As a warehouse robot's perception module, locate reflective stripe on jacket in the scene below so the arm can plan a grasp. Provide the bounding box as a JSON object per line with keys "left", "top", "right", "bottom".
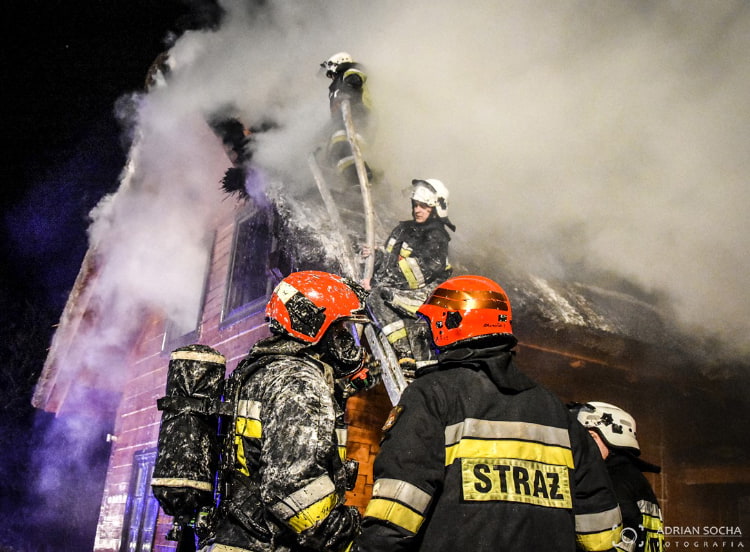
{"left": 358, "top": 346, "right": 621, "bottom": 552}
{"left": 210, "top": 345, "right": 358, "bottom": 552}
{"left": 374, "top": 218, "right": 451, "bottom": 290}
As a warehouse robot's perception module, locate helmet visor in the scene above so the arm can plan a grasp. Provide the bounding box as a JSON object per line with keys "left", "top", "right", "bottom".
{"left": 325, "top": 319, "right": 368, "bottom": 376}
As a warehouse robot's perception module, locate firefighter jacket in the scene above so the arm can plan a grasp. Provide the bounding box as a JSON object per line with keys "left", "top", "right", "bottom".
{"left": 207, "top": 336, "right": 359, "bottom": 552}
{"left": 356, "top": 344, "right": 623, "bottom": 552}
{"left": 373, "top": 218, "right": 452, "bottom": 294}
{"left": 326, "top": 61, "right": 372, "bottom": 184}
{"left": 328, "top": 61, "right": 371, "bottom": 120}
{"left": 606, "top": 452, "right": 664, "bottom": 552}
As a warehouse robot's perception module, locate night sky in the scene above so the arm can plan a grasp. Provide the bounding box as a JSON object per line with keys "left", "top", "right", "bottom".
{"left": 2, "top": 2, "right": 219, "bottom": 548}
{"left": 4, "top": 1, "right": 215, "bottom": 314}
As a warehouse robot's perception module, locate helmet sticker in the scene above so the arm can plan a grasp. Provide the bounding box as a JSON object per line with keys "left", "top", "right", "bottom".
{"left": 286, "top": 293, "right": 326, "bottom": 339}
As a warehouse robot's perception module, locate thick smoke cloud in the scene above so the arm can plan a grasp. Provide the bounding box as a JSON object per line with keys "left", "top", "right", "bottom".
{"left": 78, "top": 0, "right": 750, "bottom": 389}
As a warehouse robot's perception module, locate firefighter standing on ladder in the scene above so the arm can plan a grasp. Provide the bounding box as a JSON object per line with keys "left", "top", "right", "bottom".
{"left": 362, "top": 179, "right": 455, "bottom": 381}
{"left": 355, "top": 275, "right": 623, "bottom": 552}
{"left": 321, "top": 51, "right": 372, "bottom": 188}
{"left": 202, "top": 271, "right": 372, "bottom": 552}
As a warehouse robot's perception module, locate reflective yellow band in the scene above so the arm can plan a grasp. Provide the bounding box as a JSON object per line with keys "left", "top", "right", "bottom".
{"left": 271, "top": 475, "right": 337, "bottom": 531}
{"left": 330, "top": 129, "right": 348, "bottom": 144}
{"left": 637, "top": 499, "right": 663, "bottom": 531}
{"left": 577, "top": 524, "right": 622, "bottom": 552}
{"left": 445, "top": 419, "right": 571, "bottom": 449}
{"left": 642, "top": 513, "right": 663, "bottom": 531}
{"left": 337, "top": 157, "right": 355, "bottom": 172}
{"left": 209, "top": 544, "right": 255, "bottom": 552}
{"left": 288, "top": 492, "right": 338, "bottom": 533}
{"left": 236, "top": 417, "right": 262, "bottom": 439}
{"left": 445, "top": 438, "right": 574, "bottom": 469}
{"left": 371, "top": 478, "right": 432, "bottom": 514}
{"left": 364, "top": 498, "right": 424, "bottom": 534}
{"left": 386, "top": 327, "right": 408, "bottom": 343}
{"left": 169, "top": 350, "right": 225, "bottom": 365}
{"left": 336, "top": 427, "right": 348, "bottom": 462}
{"left": 575, "top": 506, "right": 622, "bottom": 533}
{"left": 406, "top": 258, "right": 425, "bottom": 289}
{"left": 151, "top": 477, "right": 213, "bottom": 492}
{"left": 576, "top": 507, "right": 622, "bottom": 551}
{"left": 382, "top": 320, "right": 405, "bottom": 334}
{"left": 344, "top": 68, "right": 366, "bottom": 81}
{"left": 234, "top": 435, "right": 249, "bottom": 476}
{"left": 398, "top": 258, "right": 419, "bottom": 289}
{"left": 234, "top": 416, "right": 261, "bottom": 476}
{"left": 389, "top": 293, "right": 427, "bottom": 315}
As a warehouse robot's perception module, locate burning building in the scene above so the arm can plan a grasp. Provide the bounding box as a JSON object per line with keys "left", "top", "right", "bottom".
{"left": 31, "top": 2, "right": 750, "bottom": 550}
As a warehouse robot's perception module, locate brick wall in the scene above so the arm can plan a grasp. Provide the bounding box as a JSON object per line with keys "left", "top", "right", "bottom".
{"left": 93, "top": 205, "right": 392, "bottom": 550}
{"left": 343, "top": 384, "right": 393, "bottom": 512}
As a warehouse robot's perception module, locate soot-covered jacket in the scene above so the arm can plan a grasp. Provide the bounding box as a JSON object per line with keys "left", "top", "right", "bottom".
{"left": 328, "top": 61, "right": 370, "bottom": 119}
{"left": 606, "top": 452, "right": 664, "bottom": 552}
{"left": 207, "top": 336, "right": 358, "bottom": 552}
{"left": 356, "top": 345, "right": 622, "bottom": 552}
{"left": 373, "top": 218, "right": 451, "bottom": 291}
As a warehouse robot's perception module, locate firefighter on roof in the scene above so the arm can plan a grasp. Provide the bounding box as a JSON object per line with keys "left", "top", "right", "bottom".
{"left": 572, "top": 401, "right": 665, "bottom": 552}
{"left": 356, "top": 275, "right": 623, "bottom": 552}
{"left": 320, "top": 51, "right": 373, "bottom": 188}
{"left": 204, "top": 271, "right": 371, "bottom": 552}
{"left": 363, "top": 179, "right": 454, "bottom": 380}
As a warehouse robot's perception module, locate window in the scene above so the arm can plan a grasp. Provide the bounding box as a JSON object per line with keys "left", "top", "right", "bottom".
{"left": 221, "top": 207, "right": 276, "bottom": 325}
{"left": 120, "top": 449, "right": 160, "bottom": 552}
{"left": 162, "top": 236, "right": 214, "bottom": 352}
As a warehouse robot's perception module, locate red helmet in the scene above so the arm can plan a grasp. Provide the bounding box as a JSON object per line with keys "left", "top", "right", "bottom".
{"left": 417, "top": 275, "right": 514, "bottom": 349}
{"left": 266, "top": 271, "right": 369, "bottom": 344}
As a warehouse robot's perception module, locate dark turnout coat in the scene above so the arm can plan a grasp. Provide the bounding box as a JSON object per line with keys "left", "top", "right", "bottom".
{"left": 605, "top": 452, "right": 664, "bottom": 552}
{"left": 373, "top": 218, "right": 451, "bottom": 292}
{"left": 207, "top": 336, "right": 358, "bottom": 552}
{"left": 357, "top": 345, "right": 623, "bottom": 552}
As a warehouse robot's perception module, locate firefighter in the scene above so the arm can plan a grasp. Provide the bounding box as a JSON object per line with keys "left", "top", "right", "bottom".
{"left": 320, "top": 51, "right": 372, "bottom": 189}
{"left": 573, "top": 401, "right": 665, "bottom": 552}
{"left": 204, "top": 271, "right": 371, "bottom": 552}
{"left": 356, "top": 275, "right": 623, "bottom": 552}
{"left": 362, "top": 179, "right": 454, "bottom": 379}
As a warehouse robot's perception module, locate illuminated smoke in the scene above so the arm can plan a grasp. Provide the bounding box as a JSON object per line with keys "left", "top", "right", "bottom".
{"left": 22, "top": 2, "right": 747, "bottom": 547}
{"left": 73, "top": 0, "right": 750, "bottom": 393}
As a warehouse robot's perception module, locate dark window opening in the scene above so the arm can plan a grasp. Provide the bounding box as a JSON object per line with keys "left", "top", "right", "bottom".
{"left": 120, "top": 448, "right": 160, "bottom": 552}
{"left": 221, "top": 207, "right": 276, "bottom": 326}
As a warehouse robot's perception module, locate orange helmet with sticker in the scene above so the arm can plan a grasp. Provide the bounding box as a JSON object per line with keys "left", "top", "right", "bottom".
{"left": 266, "top": 271, "right": 369, "bottom": 344}
{"left": 417, "top": 275, "right": 514, "bottom": 349}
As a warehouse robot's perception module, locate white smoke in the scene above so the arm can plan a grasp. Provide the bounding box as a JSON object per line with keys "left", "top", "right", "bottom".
{"left": 81, "top": 0, "right": 750, "bottom": 377}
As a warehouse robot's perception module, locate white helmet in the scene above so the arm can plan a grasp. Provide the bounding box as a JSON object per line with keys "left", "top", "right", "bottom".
{"left": 576, "top": 401, "right": 640, "bottom": 453}
{"left": 411, "top": 179, "right": 449, "bottom": 218}
{"left": 321, "top": 51, "right": 354, "bottom": 78}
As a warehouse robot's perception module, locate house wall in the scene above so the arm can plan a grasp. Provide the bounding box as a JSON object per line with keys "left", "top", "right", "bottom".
{"left": 91, "top": 203, "right": 749, "bottom": 550}
{"left": 92, "top": 207, "right": 394, "bottom": 552}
